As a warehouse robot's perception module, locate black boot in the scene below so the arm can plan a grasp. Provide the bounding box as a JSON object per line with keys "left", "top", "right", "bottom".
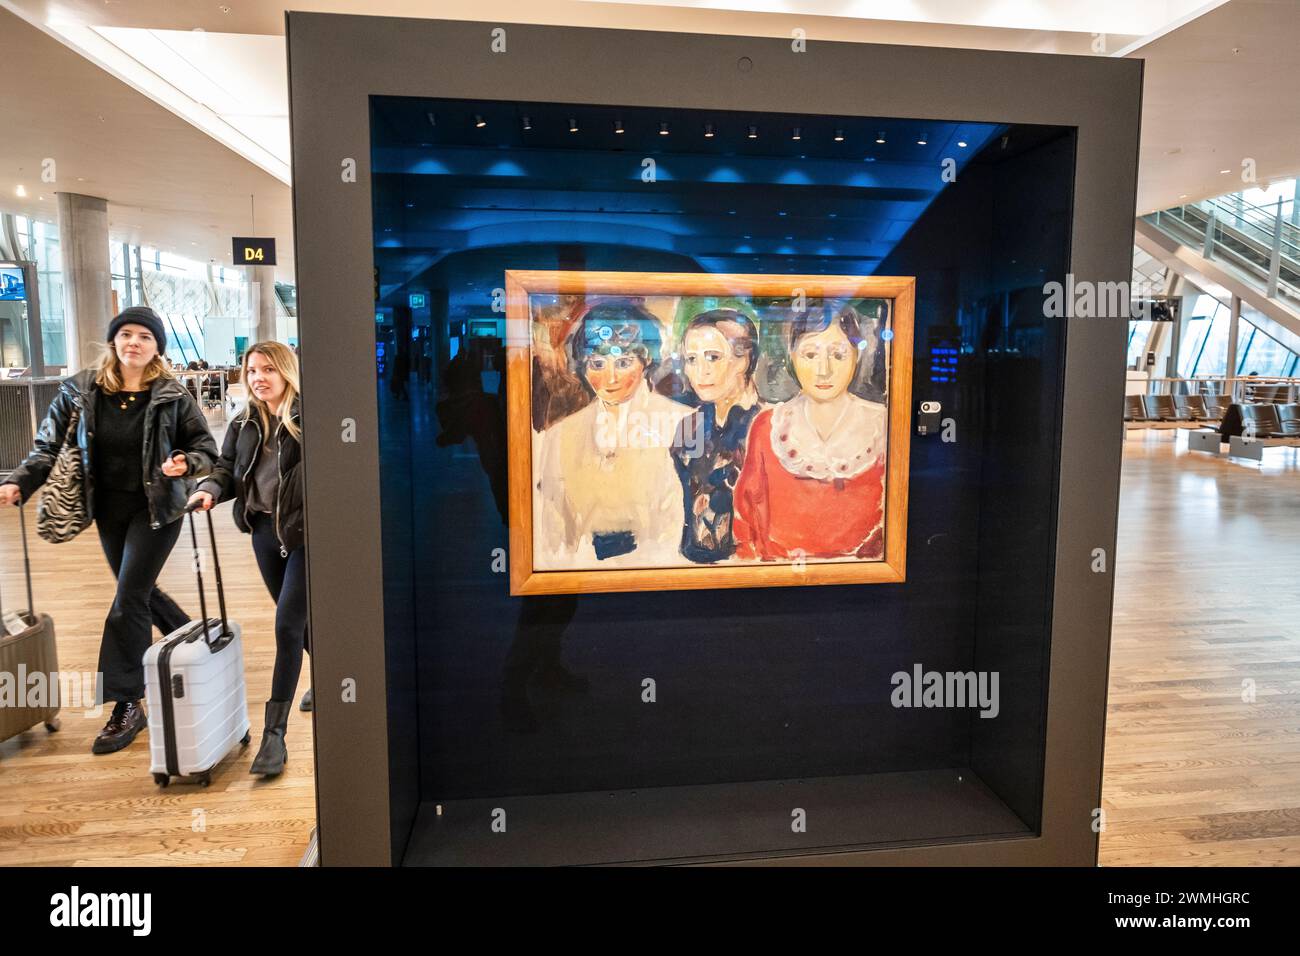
{"left": 92, "top": 700, "right": 147, "bottom": 755}
{"left": 249, "top": 700, "right": 293, "bottom": 776}
{"left": 299, "top": 687, "right": 313, "bottom": 712}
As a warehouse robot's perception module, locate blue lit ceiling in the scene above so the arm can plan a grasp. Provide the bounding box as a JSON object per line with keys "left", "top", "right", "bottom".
{"left": 369, "top": 97, "right": 1004, "bottom": 317}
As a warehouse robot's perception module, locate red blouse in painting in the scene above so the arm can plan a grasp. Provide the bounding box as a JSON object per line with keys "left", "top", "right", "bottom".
{"left": 733, "top": 395, "right": 887, "bottom": 561}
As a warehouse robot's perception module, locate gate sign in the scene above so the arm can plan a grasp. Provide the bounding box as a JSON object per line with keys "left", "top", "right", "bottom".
{"left": 232, "top": 237, "right": 277, "bottom": 265}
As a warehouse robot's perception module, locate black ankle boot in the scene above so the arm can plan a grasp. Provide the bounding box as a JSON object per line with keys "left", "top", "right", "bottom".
{"left": 92, "top": 700, "right": 146, "bottom": 755}
{"left": 299, "top": 687, "right": 313, "bottom": 712}
{"left": 249, "top": 700, "right": 293, "bottom": 776}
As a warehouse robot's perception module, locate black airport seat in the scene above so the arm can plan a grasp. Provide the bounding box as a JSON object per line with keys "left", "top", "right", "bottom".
{"left": 1219, "top": 404, "right": 1244, "bottom": 438}
{"left": 1277, "top": 404, "right": 1300, "bottom": 436}
{"left": 1142, "top": 394, "right": 1179, "bottom": 421}
{"left": 1124, "top": 395, "right": 1146, "bottom": 421}
{"left": 1174, "top": 395, "right": 1208, "bottom": 420}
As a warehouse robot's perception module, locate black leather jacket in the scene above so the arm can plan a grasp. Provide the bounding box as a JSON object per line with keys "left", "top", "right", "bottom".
{"left": 4, "top": 369, "right": 218, "bottom": 529}
{"left": 198, "top": 400, "right": 304, "bottom": 553}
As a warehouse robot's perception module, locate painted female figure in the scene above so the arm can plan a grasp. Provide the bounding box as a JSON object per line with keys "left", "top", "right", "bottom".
{"left": 671, "top": 309, "right": 761, "bottom": 563}
{"left": 535, "top": 301, "right": 690, "bottom": 568}
{"left": 734, "top": 305, "right": 887, "bottom": 561}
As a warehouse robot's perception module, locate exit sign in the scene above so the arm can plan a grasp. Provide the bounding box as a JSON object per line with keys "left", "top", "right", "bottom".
{"left": 232, "top": 237, "right": 277, "bottom": 265}
{"left": 409, "top": 293, "right": 427, "bottom": 309}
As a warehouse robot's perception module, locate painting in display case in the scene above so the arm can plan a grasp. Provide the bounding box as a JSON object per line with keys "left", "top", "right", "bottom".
{"left": 506, "top": 271, "right": 914, "bottom": 595}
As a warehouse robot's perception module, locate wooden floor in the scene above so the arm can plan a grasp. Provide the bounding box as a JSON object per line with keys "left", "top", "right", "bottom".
{"left": 1100, "top": 429, "right": 1300, "bottom": 866}
{"left": 0, "top": 410, "right": 315, "bottom": 867}
{"left": 2, "top": 423, "right": 1296, "bottom": 866}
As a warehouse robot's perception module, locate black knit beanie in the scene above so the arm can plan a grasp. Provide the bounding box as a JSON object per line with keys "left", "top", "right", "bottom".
{"left": 107, "top": 306, "right": 167, "bottom": 355}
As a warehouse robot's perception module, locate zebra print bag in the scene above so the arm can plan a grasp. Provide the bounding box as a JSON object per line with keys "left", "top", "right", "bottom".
{"left": 36, "top": 406, "right": 91, "bottom": 544}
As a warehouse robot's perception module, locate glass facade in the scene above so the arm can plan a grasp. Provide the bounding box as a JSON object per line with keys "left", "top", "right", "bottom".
{"left": 1175, "top": 289, "right": 1300, "bottom": 378}
{"left": 0, "top": 210, "right": 296, "bottom": 370}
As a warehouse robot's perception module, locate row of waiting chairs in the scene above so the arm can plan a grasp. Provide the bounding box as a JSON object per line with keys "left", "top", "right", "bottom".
{"left": 1125, "top": 393, "right": 1232, "bottom": 423}
{"left": 1222, "top": 403, "right": 1300, "bottom": 438}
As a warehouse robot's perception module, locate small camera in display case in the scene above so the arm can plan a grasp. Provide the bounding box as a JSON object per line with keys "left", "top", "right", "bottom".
{"left": 916, "top": 400, "right": 942, "bottom": 436}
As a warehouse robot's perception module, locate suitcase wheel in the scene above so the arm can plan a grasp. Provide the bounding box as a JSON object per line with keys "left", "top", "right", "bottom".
{"left": 153, "top": 773, "right": 170, "bottom": 788}
{"left": 198, "top": 772, "right": 212, "bottom": 788}
{"left": 240, "top": 731, "right": 251, "bottom": 747}
{"left": 44, "top": 718, "right": 60, "bottom": 733}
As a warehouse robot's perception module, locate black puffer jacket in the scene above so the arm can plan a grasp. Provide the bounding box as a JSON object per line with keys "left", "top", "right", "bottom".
{"left": 198, "top": 400, "right": 304, "bottom": 553}
{"left": 5, "top": 369, "right": 218, "bottom": 529}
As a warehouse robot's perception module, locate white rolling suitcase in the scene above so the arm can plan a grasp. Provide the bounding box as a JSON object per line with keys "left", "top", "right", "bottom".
{"left": 144, "top": 505, "right": 251, "bottom": 787}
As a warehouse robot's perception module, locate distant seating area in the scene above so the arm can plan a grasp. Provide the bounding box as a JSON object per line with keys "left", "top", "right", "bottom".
{"left": 1182, "top": 401, "right": 1300, "bottom": 460}
{"left": 1127, "top": 384, "right": 1300, "bottom": 461}
{"left": 1125, "top": 393, "right": 1230, "bottom": 428}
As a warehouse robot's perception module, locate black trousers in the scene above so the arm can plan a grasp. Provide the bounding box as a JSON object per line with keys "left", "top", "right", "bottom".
{"left": 249, "top": 512, "right": 310, "bottom": 702}
{"left": 95, "top": 490, "right": 188, "bottom": 703}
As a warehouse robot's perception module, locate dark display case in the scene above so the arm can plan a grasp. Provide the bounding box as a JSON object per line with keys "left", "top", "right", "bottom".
{"left": 287, "top": 13, "right": 1141, "bottom": 866}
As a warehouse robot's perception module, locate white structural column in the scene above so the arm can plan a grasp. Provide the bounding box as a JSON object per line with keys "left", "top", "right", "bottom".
{"left": 252, "top": 264, "right": 278, "bottom": 344}
{"left": 1226, "top": 294, "right": 1241, "bottom": 390}
{"left": 56, "top": 192, "right": 113, "bottom": 373}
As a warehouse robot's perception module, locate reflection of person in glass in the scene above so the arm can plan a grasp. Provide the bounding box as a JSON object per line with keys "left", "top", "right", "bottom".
{"left": 734, "top": 305, "right": 887, "bottom": 561}
{"left": 672, "top": 309, "right": 760, "bottom": 563}
{"left": 536, "top": 302, "right": 689, "bottom": 566}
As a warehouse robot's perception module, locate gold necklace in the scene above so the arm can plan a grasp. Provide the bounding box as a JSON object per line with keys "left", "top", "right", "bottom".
{"left": 119, "top": 392, "right": 140, "bottom": 410}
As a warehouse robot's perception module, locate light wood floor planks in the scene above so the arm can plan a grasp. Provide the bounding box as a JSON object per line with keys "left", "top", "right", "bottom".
{"left": 0, "top": 412, "right": 315, "bottom": 867}
{"left": 1101, "top": 430, "right": 1300, "bottom": 866}
{"left": 2, "top": 424, "right": 1296, "bottom": 866}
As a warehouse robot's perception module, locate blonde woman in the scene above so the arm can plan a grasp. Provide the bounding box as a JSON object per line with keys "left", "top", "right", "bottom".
{"left": 189, "top": 342, "right": 306, "bottom": 777}
{"left": 1, "top": 307, "right": 217, "bottom": 754}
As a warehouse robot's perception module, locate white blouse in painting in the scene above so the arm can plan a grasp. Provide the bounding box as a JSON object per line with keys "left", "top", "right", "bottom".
{"left": 534, "top": 382, "right": 691, "bottom": 570}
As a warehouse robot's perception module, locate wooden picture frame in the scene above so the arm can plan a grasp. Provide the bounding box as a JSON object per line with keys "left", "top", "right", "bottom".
{"left": 507, "top": 270, "right": 914, "bottom": 595}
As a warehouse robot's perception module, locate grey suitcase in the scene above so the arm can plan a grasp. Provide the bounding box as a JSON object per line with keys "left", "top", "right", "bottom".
{"left": 0, "top": 504, "right": 61, "bottom": 743}
{"left": 143, "top": 505, "right": 250, "bottom": 787}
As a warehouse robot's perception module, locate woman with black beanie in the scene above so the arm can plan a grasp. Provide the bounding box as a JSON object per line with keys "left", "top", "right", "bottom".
{"left": 1, "top": 307, "right": 218, "bottom": 755}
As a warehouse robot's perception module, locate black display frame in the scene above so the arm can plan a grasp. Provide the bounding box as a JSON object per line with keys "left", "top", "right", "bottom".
{"left": 286, "top": 12, "right": 1142, "bottom": 866}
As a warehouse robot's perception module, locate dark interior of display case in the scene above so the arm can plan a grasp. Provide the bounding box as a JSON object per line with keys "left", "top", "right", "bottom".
{"left": 369, "top": 96, "right": 1074, "bottom": 865}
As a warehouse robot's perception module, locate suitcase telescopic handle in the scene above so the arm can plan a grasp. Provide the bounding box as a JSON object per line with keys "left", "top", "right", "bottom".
{"left": 1, "top": 503, "right": 36, "bottom": 619}
{"left": 185, "top": 502, "right": 229, "bottom": 642}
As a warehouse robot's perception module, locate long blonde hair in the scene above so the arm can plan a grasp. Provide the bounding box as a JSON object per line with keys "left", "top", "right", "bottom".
{"left": 242, "top": 341, "right": 302, "bottom": 441}
{"left": 92, "top": 342, "right": 172, "bottom": 394}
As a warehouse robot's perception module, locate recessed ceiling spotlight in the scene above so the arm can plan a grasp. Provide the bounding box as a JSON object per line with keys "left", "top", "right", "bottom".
{"left": 917, "top": 132, "right": 928, "bottom": 145}
{"left": 15, "top": 184, "right": 26, "bottom": 197}
{"left": 659, "top": 122, "right": 670, "bottom": 136}
{"left": 875, "top": 131, "right": 886, "bottom": 144}
{"left": 1219, "top": 169, "right": 1230, "bottom": 174}
{"left": 614, "top": 119, "right": 624, "bottom": 134}
{"left": 791, "top": 127, "right": 801, "bottom": 141}
{"left": 521, "top": 116, "right": 532, "bottom": 131}
{"left": 747, "top": 125, "right": 758, "bottom": 140}
{"left": 704, "top": 123, "right": 715, "bottom": 138}
{"left": 834, "top": 129, "right": 845, "bottom": 142}
{"left": 1179, "top": 194, "right": 1189, "bottom": 199}
{"left": 957, "top": 140, "right": 968, "bottom": 148}
{"left": 569, "top": 117, "right": 579, "bottom": 133}
{"left": 474, "top": 114, "right": 486, "bottom": 128}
